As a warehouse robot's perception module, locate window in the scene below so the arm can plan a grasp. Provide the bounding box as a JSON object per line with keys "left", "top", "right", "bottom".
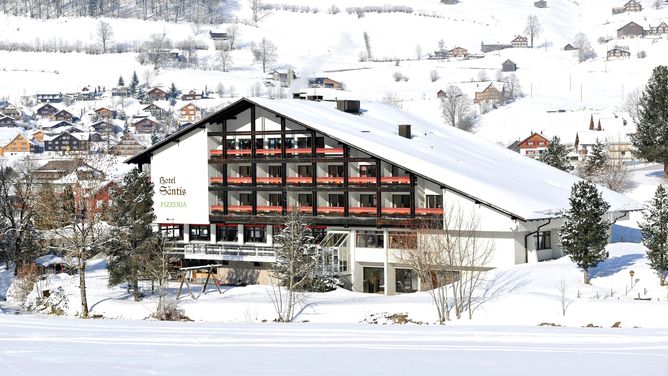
{"left": 284, "top": 138, "right": 295, "bottom": 149}
{"left": 226, "top": 139, "right": 236, "bottom": 150}
{"left": 239, "top": 166, "right": 252, "bottom": 177}
{"left": 189, "top": 225, "right": 210, "bottom": 241}
{"left": 396, "top": 269, "right": 418, "bottom": 293}
{"left": 328, "top": 165, "right": 344, "bottom": 177}
{"left": 269, "top": 193, "right": 282, "bottom": 207}
{"left": 426, "top": 195, "right": 443, "bottom": 209}
{"left": 315, "top": 137, "right": 325, "bottom": 148}
{"left": 359, "top": 165, "right": 377, "bottom": 177}
{"left": 244, "top": 226, "right": 266, "bottom": 243}
{"left": 267, "top": 138, "right": 281, "bottom": 149}
{"left": 534, "top": 231, "right": 551, "bottom": 250}
{"left": 328, "top": 193, "right": 345, "bottom": 207}
{"left": 297, "top": 137, "right": 311, "bottom": 148}
{"left": 216, "top": 225, "right": 238, "bottom": 242}
{"left": 255, "top": 138, "right": 264, "bottom": 150}
{"left": 359, "top": 194, "right": 376, "bottom": 208}
{"left": 356, "top": 231, "right": 384, "bottom": 248}
{"left": 310, "top": 227, "right": 326, "bottom": 242}
{"left": 392, "top": 195, "right": 411, "bottom": 208}
{"left": 239, "top": 193, "right": 252, "bottom": 206}
{"left": 297, "top": 165, "right": 312, "bottom": 177}
{"left": 238, "top": 139, "right": 251, "bottom": 150}
{"left": 159, "top": 224, "right": 183, "bottom": 241}
{"left": 298, "top": 194, "right": 313, "bottom": 207}
{"left": 391, "top": 165, "right": 404, "bottom": 176}
{"left": 528, "top": 141, "right": 534, "bottom": 146}
{"left": 268, "top": 165, "right": 282, "bottom": 178}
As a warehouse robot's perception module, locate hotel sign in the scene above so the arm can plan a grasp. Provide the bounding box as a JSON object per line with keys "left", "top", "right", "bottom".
{"left": 159, "top": 176, "right": 187, "bottom": 208}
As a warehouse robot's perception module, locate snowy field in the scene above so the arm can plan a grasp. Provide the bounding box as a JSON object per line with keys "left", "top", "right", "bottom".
{"left": 0, "top": 314, "right": 668, "bottom": 375}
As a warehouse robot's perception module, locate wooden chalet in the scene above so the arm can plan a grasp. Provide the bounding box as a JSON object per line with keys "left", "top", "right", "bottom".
{"left": 502, "top": 59, "right": 517, "bottom": 72}
{"left": 0, "top": 115, "right": 16, "bottom": 127}
{"left": 112, "top": 86, "right": 129, "bottom": 97}
{"left": 474, "top": 83, "right": 503, "bottom": 104}
{"left": 91, "top": 121, "right": 123, "bottom": 135}
{"left": 147, "top": 87, "right": 169, "bottom": 101}
{"left": 132, "top": 118, "right": 161, "bottom": 134}
{"left": 0, "top": 130, "right": 41, "bottom": 155}
{"left": 52, "top": 109, "right": 74, "bottom": 122}
{"left": 181, "top": 90, "right": 204, "bottom": 101}
{"left": 42, "top": 120, "right": 73, "bottom": 132}
{"left": 0, "top": 103, "right": 23, "bottom": 120}
{"left": 617, "top": 21, "right": 645, "bottom": 38}
{"left": 447, "top": 46, "right": 469, "bottom": 58}
{"left": 511, "top": 35, "right": 528, "bottom": 48}
{"left": 31, "top": 130, "right": 45, "bottom": 143}
{"left": 143, "top": 103, "right": 165, "bottom": 118}
{"left": 308, "top": 77, "right": 343, "bottom": 90}
{"left": 180, "top": 103, "right": 202, "bottom": 122}
{"left": 36, "top": 103, "right": 59, "bottom": 118}
{"left": 563, "top": 43, "right": 578, "bottom": 51}
{"left": 95, "top": 107, "right": 115, "bottom": 119}
{"left": 612, "top": 0, "right": 642, "bottom": 14}
{"left": 436, "top": 90, "right": 446, "bottom": 99}
{"left": 649, "top": 22, "right": 668, "bottom": 35}
{"left": 32, "top": 159, "right": 103, "bottom": 183}
{"left": 36, "top": 93, "right": 63, "bottom": 103}
{"left": 607, "top": 47, "right": 631, "bottom": 60}
{"left": 516, "top": 133, "right": 550, "bottom": 159}
{"left": 109, "top": 132, "right": 147, "bottom": 156}
{"left": 44, "top": 132, "right": 90, "bottom": 152}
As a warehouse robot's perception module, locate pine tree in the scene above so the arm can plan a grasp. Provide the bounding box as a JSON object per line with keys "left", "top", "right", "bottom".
{"left": 559, "top": 180, "right": 611, "bottom": 284}
{"left": 107, "top": 168, "right": 155, "bottom": 301}
{"left": 639, "top": 184, "right": 668, "bottom": 286}
{"left": 579, "top": 140, "right": 608, "bottom": 179}
{"left": 168, "top": 82, "right": 180, "bottom": 100}
{"left": 538, "top": 136, "right": 571, "bottom": 171}
{"left": 118, "top": 75, "right": 125, "bottom": 87}
{"left": 129, "top": 71, "right": 139, "bottom": 96}
{"left": 631, "top": 65, "right": 668, "bottom": 176}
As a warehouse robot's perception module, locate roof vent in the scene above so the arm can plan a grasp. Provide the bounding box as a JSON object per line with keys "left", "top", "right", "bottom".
{"left": 398, "top": 124, "right": 411, "bottom": 139}
{"left": 336, "top": 100, "right": 361, "bottom": 113}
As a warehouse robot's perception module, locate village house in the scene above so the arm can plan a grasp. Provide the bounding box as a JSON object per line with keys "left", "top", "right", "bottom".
{"left": 0, "top": 103, "right": 23, "bottom": 120}
{"left": 575, "top": 115, "right": 634, "bottom": 162}
{"left": 181, "top": 90, "right": 204, "bottom": 101}
{"left": 436, "top": 90, "right": 446, "bottom": 99}
{"left": 607, "top": 47, "right": 631, "bottom": 60}
{"left": 30, "top": 130, "right": 45, "bottom": 143}
{"left": 32, "top": 160, "right": 106, "bottom": 194}
{"left": 95, "top": 107, "right": 115, "bottom": 119}
{"left": 43, "top": 131, "right": 90, "bottom": 152}
{"left": 109, "top": 132, "right": 147, "bottom": 156}
{"left": 36, "top": 103, "right": 59, "bottom": 118}
{"left": 179, "top": 103, "right": 202, "bottom": 122}
{"left": 474, "top": 83, "right": 504, "bottom": 104}
{"left": 209, "top": 31, "right": 229, "bottom": 41}
{"left": 502, "top": 59, "right": 518, "bottom": 72}
{"left": 308, "top": 77, "right": 343, "bottom": 90}
{"left": 36, "top": 93, "right": 63, "bottom": 103}
{"left": 0, "top": 115, "right": 16, "bottom": 127}
{"left": 0, "top": 129, "right": 42, "bottom": 156}
{"left": 132, "top": 118, "right": 161, "bottom": 134}
{"left": 270, "top": 69, "right": 296, "bottom": 87}
{"left": 534, "top": 0, "right": 547, "bottom": 8}
{"left": 112, "top": 86, "right": 129, "bottom": 97}
{"left": 143, "top": 103, "right": 165, "bottom": 118}
{"left": 509, "top": 133, "right": 550, "bottom": 159}
{"left": 446, "top": 46, "right": 469, "bottom": 58}
{"left": 617, "top": 21, "right": 645, "bottom": 38}
{"left": 147, "top": 87, "right": 169, "bottom": 101}
{"left": 511, "top": 35, "right": 529, "bottom": 48}
{"left": 612, "top": 0, "right": 642, "bottom": 14}
{"left": 563, "top": 43, "right": 578, "bottom": 51}
{"left": 91, "top": 121, "right": 123, "bottom": 135}
{"left": 480, "top": 41, "right": 512, "bottom": 53}
{"left": 42, "top": 120, "right": 73, "bottom": 133}
{"left": 51, "top": 109, "right": 74, "bottom": 122}
{"left": 649, "top": 21, "right": 668, "bottom": 35}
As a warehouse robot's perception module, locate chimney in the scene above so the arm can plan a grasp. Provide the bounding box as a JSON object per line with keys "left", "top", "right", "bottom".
{"left": 399, "top": 124, "right": 411, "bottom": 139}
{"left": 336, "top": 99, "right": 361, "bottom": 113}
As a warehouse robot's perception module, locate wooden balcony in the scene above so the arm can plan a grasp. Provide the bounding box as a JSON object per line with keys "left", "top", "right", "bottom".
{"left": 227, "top": 177, "right": 252, "bottom": 184}
{"left": 317, "top": 177, "right": 344, "bottom": 184}
{"left": 226, "top": 149, "right": 252, "bottom": 156}
{"left": 210, "top": 149, "right": 223, "bottom": 157}
{"left": 256, "top": 206, "right": 282, "bottom": 213}
{"left": 257, "top": 177, "right": 282, "bottom": 184}
{"left": 286, "top": 176, "right": 312, "bottom": 184}
{"left": 348, "top": 176, "right": 376, "bottom": 184}
{"left": 227, "top": 205, "right": 253, "bottom": 213}
{"left": 381, "top": 176, "right": 410, "bottom": 184}
{"left": 416, "top": 208, "right": 444, "bottom": 216}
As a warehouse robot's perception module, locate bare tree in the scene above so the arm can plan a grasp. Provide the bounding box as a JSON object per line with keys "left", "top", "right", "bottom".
{"left": 504, "top": 73, "right": 522, "bottom": 101}
{"left": 249, "top": 0, "right": 270, "bottom": 23}
{"left": 137, "top": 233, "right": 178, "bottom": 319}
{"left": 477, "top": 70, "right": 489, "bottom": 82}
{"left": 572, "top": 32, "right": 597, "bottom": 62}
{"left": 226, "top": 24, "right": 240, "bottom": 50}
{"left": 430, "top": 70, "right": 440, "bottom": 82}
{"left": 415, "top": 44, "right": 423, "bottom": 60}
{"left": 251, "top": 38, "right": 277, "bottom": 73}
{"left": 217, "top": 42, "right": 233, "bottom": 72}
{"left": 382, "top": 91, "right": 402, "bottom": 108}
{"left": 524, "top": 15, "right": 542, "bottom": 48}
{"left": 96, "top": 20, "right": 113, "bottom": 53}
{"left": 559, "top": 277, "right": 572, "bottom": 317}
{"left": 142, "top": 33, "right": 171, "bottom": 70}
{"left": 440, "top": 85, "right": 474, "bottom": 131}
{"left": 622, "top": 88, "right": 642, "bottom": 124}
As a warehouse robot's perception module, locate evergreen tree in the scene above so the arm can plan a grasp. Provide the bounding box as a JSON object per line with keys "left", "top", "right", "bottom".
{"left": 559, "top": 180, "right": 611, "bottom": 284}
{"left": 631, "top": 65, "right": 668, "bottom": 176}
{"left": 538, "top": 136, "right": 571, "bottom": 171}
{"left": 168, "top": 82, "right": 180, "bottom": 100}
{"left": 579, "top": 140, "right": 608, "bottom": 179}
{"left": 129, "top": 71, "right": 139, "bottom": 96}
{"left": 107, "top": 168, "right": 155, "bottom": 301}
{"left": 118, "top": 75, "right": 125, "bottom": 87}
{"left": 639, "top": 184, "right": 668, "bottom": 286}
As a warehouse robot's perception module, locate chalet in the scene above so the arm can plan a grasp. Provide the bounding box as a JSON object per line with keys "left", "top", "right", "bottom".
{"left": 209, "top": 31, "right": 229, "bottom": 41}
{"left": 430, "top": 50, "right": 448, "bottom": 59}
{"left": 501, "top": 59, "right": 517, "bottom": 72}
{"left": 447, "top": 46, "right": 468, "bottom": 58}
{"left": 563, "top": 43, "right": 578, "bottom": 51}
{"left": 125, "top": 97, "right": 640, "bottom": 294}
{"left": 109, "top": 132, "right": 147, "bottom": 156}
{"left": 51, "top": 109, "right": 74, "bottom": 122}
{"left": 36, "top": 103, "right": 59, "bottom": 118}
{"left": 270, "top": 69, "right": 296, "bottom": 87}
{"left": 91, "top": 121, "right": 123, "bottom": 135}
{"left": 0, "top": 115, "right": 16, "bottom": 127}
{"left": 474, "top": 83, "right": 504, "bottom": 104}
{"left": 534, "top": 0, "right": 547, "bottom": 8}
{"left": 612, "top": 0, "right": 642, "bottom": 14}
{"left": 42, "top": 120, "right": 73, "bottom": 132}
{"left": 95, "top": 107, "right": 115, "bottom": 119}
{"left": 181, "top": 90, "right": 204, "bottom": 101}
{"left": 617, "top": 22, "right": 645, "bottom": 38}
{"left": 30, "top": 130, "right": 45, "bottom": 143}
{"left": 511, "top": 35, "right": 528, "bottom": 48}
{"left": 179, "top": 103, "right": 202, "bottom": 122}
{"left": 649, "top": 22, "right": 668, "bottom": 35}
{"left": 576, "top": 115, "right": 634, "bottom": 162}
{"left": 112, "top": 86, "right": 129, "bottom": 97}
{"left": 436, "top": 90, "right": 446, "bottom": 99}
{"left": 607, "top": 47, "right": 631, "bottom": 60}
{"left": 480, "top": 41, "right": 512, "bottom": 53}
{"left": 143, "top": 103, "right": 165, "bottom": 118}
{"left": 147, "top": 87, "right": 169, "bottom": 101}
{"left": 0, "top": 103, "right": 23, "bottom": 120}
{"left": 513, "top": 133, "right": 550, "bottom": 159}
{"left": 0, "top": 129, "right": 41, "bottom": 156}
{"left": 43, "top": 132, "right": 90, "bottom": 152}
{"left": 308, "top": 77, "right": 343, "bottom": 90}
{"left": 32, "top": 160, "right": 104, "bottom": 185}
{"left": 132, "top": 118, "right": 161, "bottom": 134}
{"left": 36, "top": 93, "right": 63, "bottom": 103}
{"left": 78, "top": 86, "right": 98, "bottom": 101}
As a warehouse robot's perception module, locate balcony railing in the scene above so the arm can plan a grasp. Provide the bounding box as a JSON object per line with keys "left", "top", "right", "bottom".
{"left": 211, "top": 205, "right": 443, "bottom": 217}
{"left": 349, "top": 207, "right": 377, "bottom": 215}
{"left": 317, "top": 177, "right": 344, "bottom": 184}
{"left": 416, "top": 208, "right": 444, "bottom": 216}
{"left": 381, "top": 176, "right": 410, "bottom": 184}
{"left": 256, "top": 149, "right": 281, "bottom": 156}
{"left": 257, "top": 177, "right": 282, "bottom": 184}
{"left": 184, "top": 243, "right": 276, "bottom": 262}
{"left": 256, "top": 206, "right": 282, "bottom": 213}
{"left": 286, "top": 176, "right": 312, "bottom": 184}
{"left": 227, "top": 205, "right": 252, "bottom": 213}
{"left": 348, "top": 176, "right": 376, "bottom": 184}
{"left": 316, "top": 147, "right": 344, "bottom": 155}
{"left": 227, "top": 177, "right": 252, "bottom": 184}
{"left": 319, "top": 207, "right": 345, "bottom": 215}
{"left": 210, "top": 176, "right": 224, "bottom": 184}
{"left": 285, "top": 148, "right": 312, "bottom": 155}
{"left": 382, "top": 207, "right": 411, "bottom": 215}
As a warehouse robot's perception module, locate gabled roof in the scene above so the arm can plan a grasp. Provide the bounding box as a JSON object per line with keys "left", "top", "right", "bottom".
{"left": 518, "top": 133, "right": 550, "bottom": 148}
{"left": 512, "top": 35, "right": 528, "bottom": 42}
{"left": 502, "top": 59, "right": 516, "bottom": 64}
{"left": 618, "top": 21, "right": 643, "bottom": 31}
{"left": 126, "top": 97, "right": 641, "bottom": 220}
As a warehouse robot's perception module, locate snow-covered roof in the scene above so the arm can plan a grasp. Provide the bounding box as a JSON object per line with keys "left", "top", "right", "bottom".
{"left": 0, "top": 128, "right": 25, "bottom": 147}
{"left": 129, "top": 97, "right": 642, "bottom": 221}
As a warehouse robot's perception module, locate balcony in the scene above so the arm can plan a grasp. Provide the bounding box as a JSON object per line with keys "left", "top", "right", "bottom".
{"left": 227, "top": 205, "right": 252, "bottom": 213}
{"left": 348, "top": 176, "right": 376, "bottom": 184}
{"left": 257, "top": 177, "right": 281, "bottom": 184}
{"left": 286, "top": 148, "right": 312, "bottom": 155}
{"left": 183, "top": 243, "right": 276, "bottom": 263}
{"left": 349, "top": 207, "right": 377, "bottom": 215}
{"left": 286, "top": 176, "right": 312, "bottom": 184}
{"left": 319, "top": 207, "right": 344, "bottom": 215}
{"left": 211, "top": 204, "right": 225, "bottom": 212}
{"left": 382, "top": 207, "right": 410, "bottom": 215}
{"left": 316, "top": 147, "right": 344, "bottom": 155}
{"left": 317, "top": 177, "right": 344, "bottom": 184}
{"left": 381, "top": 176, "right": 410, "bottom": 184}
{"left": 416, "top": 208, "right": 444, "bottom": 216}
{"left": 256, "top": 149, "right": 281, "bottom": 156}
{"left": 210, "top": 176, "right": 224, "bottom": 184}
{"left": 210, "top": 149, "right": 223, "bottom": 157}
{"left": 256, "top": 206, "right": 282, "bottom": 213}
{"left": 226, "top": 149, "right": 252, "bottom": 156}
{"left": 227, "top": 177, "right": 252, "bottom": 184}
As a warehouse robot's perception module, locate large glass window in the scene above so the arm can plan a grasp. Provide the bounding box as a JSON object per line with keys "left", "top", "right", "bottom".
{"left": 190, "top": 225, "right": 210, "bottom": 241}
{"left": 216, "top": 225, "right": 238, "bottom": 242}
{"left": 315, "top": 137, "right": 325, "bottom": 148}
{"left": 267, "top": 138, "right": 281, "bottom": 149}
{"left": 426, "top": 195, "right": 443, "bottom": 209}
{"left": 363, "top": 267, "right": 384, "bottom": 293}
{"left": 534, "top": 231, "right": 551, "bottom": 250}
{"left": 328, "top": 165, "right": 344, "bottom": 177}
{"left": 392, "top": 195, "right": 411, "bottom": 208}
{"left": 396, "top": 269, "right": 418, "bottom": 293}
{"left": 226, "top": 139, "right": 236, "bottom": 150}
{"left": 284, "top": 138, "right": 295, "bottom": 148}
{"left": 359, "top": 165, "right": 377, "bottom": 177}
{"left": 244, "top": 226, "right": 267, "bottom": 243}
{"left": 359, "top": 194, "right": 376, "bottom": 207}
{"left": 255, "top": 138, "right": 264, "bottom": 150}
{"left": 238, "top": 139, "right": 251, "bottom": 150}
{"left": 297, "top": 136, "right": 311, "bottom": 148}
{"left": 159, "top": 224, "right": 183, "bottom": 241}
{"left": 328, "top": 193, "right": 345, "bottom": 207}
{"left": 356, "top": 230, "right": 384, "bottom": 248}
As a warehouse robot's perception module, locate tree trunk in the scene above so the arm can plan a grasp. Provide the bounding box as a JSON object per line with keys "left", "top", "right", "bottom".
{"left": 660, "top": 273, "right": 665, "bottom": 287}
{"left": 664, "top": 162, "right": 668, "bottom": 178}
{"left": 79, "top": 257, "right": 89, "bottom": 318}
{"left": 133, "top": 280, "right": 140, "bottom": 301}
{"left": 583, "top": 269, "right": 590, "bottom": 284}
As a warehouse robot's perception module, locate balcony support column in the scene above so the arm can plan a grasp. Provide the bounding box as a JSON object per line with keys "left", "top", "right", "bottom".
{"left": 343, "top": 146, "right": 350, "bottom": 218}
{"left": 251, "top": 105, "right": 257, "bottom": 216}
{"left": 376, "top": 158, "right": 382, "bottom": 223}
{"left": 410, "top": 173, "right": 416, "bottom": 219}
{"left": 281, "top": 117, "right": 287, "bottom": 215}
{"left": 311, "top": 130, "right": 317, "bottom": 218}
